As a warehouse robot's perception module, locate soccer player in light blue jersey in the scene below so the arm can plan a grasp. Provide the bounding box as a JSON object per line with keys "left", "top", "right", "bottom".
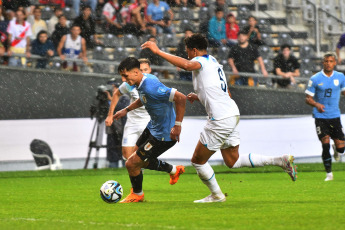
{"left": 113, "top": 57, "right": 187, "bottom": 203}
{"left": 305, "top": 52, "right": 345, "bottom": 181}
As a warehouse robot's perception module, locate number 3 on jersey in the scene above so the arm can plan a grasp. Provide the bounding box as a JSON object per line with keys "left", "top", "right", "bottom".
{"left": 218, "top": 68, "right": 227, "bottom": 92}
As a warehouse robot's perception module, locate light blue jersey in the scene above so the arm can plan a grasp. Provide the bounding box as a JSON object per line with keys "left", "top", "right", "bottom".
{"left": 305, "top": 70, "right": 345, "bottom": 118}
{"left": 136, "top": 74, "right": 176, "bottom": 141}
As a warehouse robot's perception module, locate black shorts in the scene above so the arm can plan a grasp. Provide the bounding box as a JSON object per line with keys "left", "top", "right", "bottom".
{"left": 135, "top": 128, "right": 176, "bottom": 161}
{"left": 315, "top": 118, "right": 345, "bottom": 140}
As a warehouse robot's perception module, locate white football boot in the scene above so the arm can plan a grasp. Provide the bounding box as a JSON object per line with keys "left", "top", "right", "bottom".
{"left": 194, "top": 193, "right": 226, "bottom": 203}
{"left": 325, "top": 172, "right": 334, "bottom": 181}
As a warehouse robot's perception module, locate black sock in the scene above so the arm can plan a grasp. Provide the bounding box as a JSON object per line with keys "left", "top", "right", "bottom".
{"left": 129, "top": 170, "right": 143, "bottom": 193}
{"left": 145, "top": 158, "right": 173, "bottom": 173}
{"left": 322, "top": 143, "right": 332, "bottom": 173}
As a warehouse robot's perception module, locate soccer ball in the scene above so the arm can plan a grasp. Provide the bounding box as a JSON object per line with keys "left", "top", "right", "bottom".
{"left": 100, "top": 180, "right": 123, "bottom": 204}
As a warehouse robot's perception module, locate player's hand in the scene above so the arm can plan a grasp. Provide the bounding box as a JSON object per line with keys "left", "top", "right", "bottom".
{"left": 170, "top": 125, "right": 181, "bottom": 142}
{"left": 113, "top": 109, "right": 127, "bottom": 120}
{"left": 315, "top": 103, "right": 325, "bottom": 113}
{"left": 187, "top": 93, "right": 199, "bottom": 103}
{"left": 141, "top": 41, "right": 160, "bottom": 54}
{"left": 105, "top": 115, "right": 114, "bottom": 126}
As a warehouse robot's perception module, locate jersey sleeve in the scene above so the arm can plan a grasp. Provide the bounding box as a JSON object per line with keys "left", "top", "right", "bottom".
{"left": 341, "top": 74, "right": 345, "bottom": 92}
{"left": 305, "top": 77, "right": 317, "bottom": 96}
{"left": 150, "top": 80, "right": 176, "bottom": 102}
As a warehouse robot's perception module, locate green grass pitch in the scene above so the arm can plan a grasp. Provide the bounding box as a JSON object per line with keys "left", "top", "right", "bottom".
{"left": 1, "top": 163, "right": 345, "bottom": 230}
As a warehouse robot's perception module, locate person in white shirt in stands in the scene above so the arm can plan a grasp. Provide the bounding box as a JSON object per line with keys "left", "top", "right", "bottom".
{"left": 47, "top": 7, "right": 63, "bottom": 36}
{"left": 142, "top": 33, "right": 298, "bottom": 203}
{"left": 6, "top": 9, "right": 32, "bottom": 67}
{"left": 57, "top": 24, "right": 87, "bottom": 71}
{"left": 105, "top": 58, "right": 153, "bottom": 160}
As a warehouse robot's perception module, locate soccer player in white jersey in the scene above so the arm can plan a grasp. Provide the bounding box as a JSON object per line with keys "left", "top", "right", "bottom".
{"left": 141, "top": 33, "right": 297, "bottom": 203}
{"left": 106, "top": 58, "right": 152, "bottom": 160}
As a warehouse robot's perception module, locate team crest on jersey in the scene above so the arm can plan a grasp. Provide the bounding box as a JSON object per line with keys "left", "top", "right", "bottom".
{"left": 158, "top": 87, "right": 167, "bottom": 93}
{"left": 141, "top": 95, "right": 147, "bottom": 103}
{"left": 308, "top": 80, "right": 313, "bottom": 87}
{"left": 334, "top": 79, "right": 339, "bottom": 86}
{"left": 144, "top": 142, "right": 153, "bottom": 151}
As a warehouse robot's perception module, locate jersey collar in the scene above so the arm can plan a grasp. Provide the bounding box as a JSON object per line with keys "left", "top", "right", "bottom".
{"left": 138, "top": 75, "right": 147, "bottom": 89}
{"left": 322, "top": 70, "right": 334, "bottom": 78}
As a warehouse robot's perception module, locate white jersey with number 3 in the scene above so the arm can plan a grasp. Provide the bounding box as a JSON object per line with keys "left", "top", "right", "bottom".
{"left": 192, "top": 55, "right": 240, "bottom": 120}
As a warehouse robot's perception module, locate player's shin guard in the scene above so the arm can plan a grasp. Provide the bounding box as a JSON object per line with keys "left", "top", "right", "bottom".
{"left": 130, "top": 170, "right": 143, "bottom": 194}
{"left": 145, "top": 158, "right": 173, "bottom": 174}
{"left": 322, "top": 143, "right": 332, "bottom": 173}
{"left": 232, "top": 153, "right": 276, "bottom": 168}
{"left": 192, "top": 162, "right": 222, "bottom": 195}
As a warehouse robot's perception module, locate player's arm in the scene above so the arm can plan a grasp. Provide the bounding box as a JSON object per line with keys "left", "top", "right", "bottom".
{"left": 141, "top": 41, "right": 201, "bottom": 71}
{"left": 170, "top": 90, "right": 186, "bottom": 142}
{"left": 305, "top": 94, "right": 325, "bottom": 113}
{"left": 105, "top": 88, "right": 122, "bottom": 126}
{"left": 113, "top": 98, "right": 143, "bottom": 120}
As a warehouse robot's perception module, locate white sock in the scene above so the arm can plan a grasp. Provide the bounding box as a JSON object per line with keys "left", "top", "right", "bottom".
{"left": 170, "top": 165, "right": 177, "bottom": 175}
{"left": 192, "top": 162, "right": 222, "bottom": 195}
{"left": 232, "top": 153, "right": 280, "bottom": 168}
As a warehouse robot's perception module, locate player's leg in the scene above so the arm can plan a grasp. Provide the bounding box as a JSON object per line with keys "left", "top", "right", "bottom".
{"left": 315, "top": 118, "right": 333, "bottom": 181}
{"left": 191, "top": 141, "right": 226, "bottom": 203}
{"left": 220, "top": 118, "right": 297, "bottom": 181}
{"left": 120, "top": 152, "right": 146, "bottom": 203}
{"left": 330, "top": 118, "right": 345, "bottom": 162}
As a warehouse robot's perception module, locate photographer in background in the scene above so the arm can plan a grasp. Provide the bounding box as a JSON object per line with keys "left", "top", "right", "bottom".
{"left": 105, "top": 78, "right": 130, "bottom": 168}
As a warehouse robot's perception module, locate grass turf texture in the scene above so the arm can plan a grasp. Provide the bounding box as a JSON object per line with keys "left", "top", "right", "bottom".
{"left": 1, "top": 163, "right": 345, "bottom": 230}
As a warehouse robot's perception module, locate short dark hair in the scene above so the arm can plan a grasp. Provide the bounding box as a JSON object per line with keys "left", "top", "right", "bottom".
{"left": 323, "top": 52, "right": 337, "bottom": 60}
{"left": 118, "top": 57, "right": 141, "bottom": 73}
{"left": 82, "top": 5, "right": 92, "bottom": 11}
{"left": 280, "top": 44, "right": 291, "bottom": 50}
{"left": 184, "top": 33, "right": 208, "bottom": 51}
{"left": 237, "top": 30, "right": 248, "bottom": 36}
{"left": 37, "top": 30, "right": 48, "bottom": 40}
{"left": 215, "top": 7, "right": 223, "bottom": 13}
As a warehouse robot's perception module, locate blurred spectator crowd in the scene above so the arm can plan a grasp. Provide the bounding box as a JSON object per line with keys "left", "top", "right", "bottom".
{"left": 0, "top": 0, "right": 321, "bottom": 89}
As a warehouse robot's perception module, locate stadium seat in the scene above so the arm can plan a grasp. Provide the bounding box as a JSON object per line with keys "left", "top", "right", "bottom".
{"left": 323, "top": 17, "right": 342, "bottom": 35}
{"left": 93, "top": 46, "right": 108, "bottom": 60}
{"left": 299, "top": 45, "right": 316, "bottom": 59}
{"left": 258, "top": 45, "right": 274, "bottom": 59}
{"left": 93, "top": 63, "right": 110, "bottom": 74}
{"left": 263, "top": 58, "right": 274, "bottom": 72}
{"left": 219, "top": 59, "right": 231, "bottom": 72}
{"left": 30, "top": 139, "right": 62, "bottom": 171}
{"left": 321, "top": 0, "right": 337, "bottom": 20}
{"left": 217, "top": 45, "right": 230, "bottom": 60}
{"left": 199, "top": 7, "right": 209, "bottom": 22}
{"left": 179, "top": 20, "right": 194, "bottom": 33}
{"left": 238, "top": 19, "right": 248, "bottom": 30}
{"left": 300, "top": 68, "right": 313, "bottom": 78}
{"left": 278, "top": 33, "right": 294, "bottom": 46}
{"left": 302, "top": 2, "right": 315, "bottom": 22}
{"left": 41, "top": 6, "right": 53, "bottom": 20}
{"left": 237, "top": 6, "right": 251, "bottom": 20}
{"left": 258, "top": 19, "right": 272, "bottom": 33}
{"left": 113, "top": 47, "right": 129, "bottom": 62}
{"left": 162, "top": 34, "right": 177, "bottom": 47}
{"left": 300, "top": 58, "right": 314, "bottom": 70}
{"left": 103, "top": 34, "right": 120, "bottom": 48}
{"left": 261, "top": 33, "right": 275, "bottom": 46}
{"left": 178, "top": 7, "right": 194, "bottom": 20}
{"left": 123, "top": 34, "right": 140, "bottom": 48}
{"left": 63, "top": 7, "right": 76, "bottom": 20}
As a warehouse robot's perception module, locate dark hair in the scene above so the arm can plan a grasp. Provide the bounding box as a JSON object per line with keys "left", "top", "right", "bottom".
{"left": 280, "top": 44, "right": 291, "bottom": 51}
{"left": 323, "top": 52, "right": 337, "bottom": 60}
{"left": 53, "top": 6, "right": 63, "bottom": 12}
{"left": 184, "top": 33, "right": 208, "bottom": 51}
{"left": 82, "top": 5, "right": 92, "bottom": 11}
{"left": 58, "top": 14, "right": 66, "bottom": 20}
{"left": 34, "top": 6, "right": 41, "bottom": 12}
{"left": 37, "top": 30, "right": 48, "bottom": 40}
{"left": 118, "top": 57, "right": 141, "bottom": 73}
{"left": 184, "top": 27, "right": 193, "bottom": 33}
{"left": 248, "top": 15, "right": 256, "bottom": 21}
{"left": 237, "top": 30, "right": 248, "bottom": 36}
{"left": 215, "top": 7, "right": 223, "bottom": 13}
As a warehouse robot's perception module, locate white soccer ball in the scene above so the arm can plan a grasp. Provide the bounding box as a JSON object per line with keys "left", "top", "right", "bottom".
{"left": 100, "top": 180, "right": 123, "bottom": 203}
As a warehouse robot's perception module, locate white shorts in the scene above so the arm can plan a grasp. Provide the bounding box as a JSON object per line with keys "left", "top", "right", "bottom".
{"left": 200, "top": 116, "right": 240, "bottom": 151}
{"left": 122, "top": 124, "right": 147, "bottom": 147}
